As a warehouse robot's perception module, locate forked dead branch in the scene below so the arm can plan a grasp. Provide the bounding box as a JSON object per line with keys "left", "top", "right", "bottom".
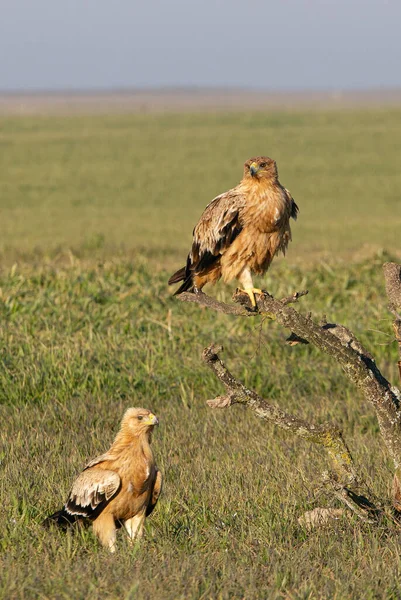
{"left": 178, "top": 262, "right": 401, "bottom": 524}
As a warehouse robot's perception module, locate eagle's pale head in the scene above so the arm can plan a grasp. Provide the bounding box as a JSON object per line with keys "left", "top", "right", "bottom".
{"left": 121, "top": 407, "right": 159, "bottom": 437}
{"left": 243, "top": 156, "right": 278, "bottom": 181}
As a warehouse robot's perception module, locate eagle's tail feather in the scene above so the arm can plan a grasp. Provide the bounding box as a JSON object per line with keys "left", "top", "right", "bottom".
{"left": 168, "top": 266, "right": 195, "bottom": 294}
{"left": 43, "top": 509, "right": 78, "bottom": 529}
{"left": 173, "top": 276, "right": 194, "bottom": 295}
{"left": 168, "top": 266, "right": 186, "bottom": 285}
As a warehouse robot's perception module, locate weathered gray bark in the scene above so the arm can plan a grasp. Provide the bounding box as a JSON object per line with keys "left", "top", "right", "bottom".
{"left": 383, "top": 262, "right": 401, "bottom": 314}
{"left": 383, "top": 263, "right": 401, "bottom": 508}
{"left": 383, "top": 263, "right": 401, "bottom": 383}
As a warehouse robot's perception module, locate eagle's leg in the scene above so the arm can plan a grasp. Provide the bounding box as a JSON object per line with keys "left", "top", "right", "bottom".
{"left": 93, "top": 513, "right": 117, "bottom": 553}
{"left": 123, "top": 511, "right": 146, "bottom": 544}
{"left": 193, "top": 275, "right": 207, "bottom": 295}
{"left": 237, "top": 268, "right": 264, "bottom": 308}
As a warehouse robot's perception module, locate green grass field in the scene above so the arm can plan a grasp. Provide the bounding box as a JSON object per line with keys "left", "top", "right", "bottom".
{"left": 1, "top": 109, "right": 401, "bottom": 599}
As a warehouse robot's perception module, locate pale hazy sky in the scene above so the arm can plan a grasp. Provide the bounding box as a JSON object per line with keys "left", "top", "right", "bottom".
{"left": 1, "top": 0, "right": 400, "bottom": 91}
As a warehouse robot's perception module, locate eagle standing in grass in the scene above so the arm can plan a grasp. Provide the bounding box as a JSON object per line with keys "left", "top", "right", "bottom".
{"left": 168, "top": 156, "right": 298, "bottom": 307}
{"left": 45, "top": 408, "right": 162, "bottom": 553}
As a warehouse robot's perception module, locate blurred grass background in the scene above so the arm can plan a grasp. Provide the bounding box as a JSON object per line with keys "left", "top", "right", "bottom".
{"left": 1, "top": 109, "right": 401, "bottom": 265}
{"left": 1, "top": 108, "right": 401, "bottom": 599}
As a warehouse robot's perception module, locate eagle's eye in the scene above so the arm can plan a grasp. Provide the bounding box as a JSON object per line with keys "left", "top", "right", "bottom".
{"left": 137, "top": 415, "right": 144, "bottom": 421}
{"left": 259, "top": 162, "right": 267, "bottom": 168}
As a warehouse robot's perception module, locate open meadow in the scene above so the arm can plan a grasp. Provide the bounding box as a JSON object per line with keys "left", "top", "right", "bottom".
{"left": 1, "top": 107, "right": 401, "bottom": 599}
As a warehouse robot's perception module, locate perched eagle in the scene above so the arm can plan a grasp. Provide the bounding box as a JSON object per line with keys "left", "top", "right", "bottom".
{"left": 169, "top": 156, "right": 298, "bottom": 306}
{"left": 44, "top": 408, "right": 162, "bottom": 553}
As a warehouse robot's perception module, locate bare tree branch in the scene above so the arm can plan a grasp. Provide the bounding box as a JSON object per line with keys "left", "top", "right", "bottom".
{"left": 203, "top": 344, "right": 358, "bottom": 486}
{"left": 383, "top": 262, "right": 401, "bottom": 384}
{"left": 180, "top": 263, "right": 401, "bottom": 516}
{"left": 178, "top": 290, "right": 256, "bottom": 317}
{"left": 321, "top": 471, "right": 384, "bottom": 523}
{"left": 383, "top": 262, "right": 401, "bottom": 314}
{"left": 180, "top": 286, "right": 401, "bottom": 469}
{"left": 202, "top": 344, "right": 383, "bottom": 520}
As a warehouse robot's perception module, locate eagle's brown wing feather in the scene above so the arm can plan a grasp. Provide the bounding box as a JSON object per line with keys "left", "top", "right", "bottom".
{"left": 192, "top": 190, "right": 245, "bottom": 256}
{"left": 85, "top": 452, "right": 114, "bottom": 469}
{"left": 170, "top": 189, "right": 245, "bottom": 292}
{"left": 65, "top": 467, "right": 121, "bottom": 519}
{"left": 284, "top": 187, "right": 299, "bottom": 220}
{"left": 146, "top": 468, "right": 162, "bottom": 517}
{"left": 44, "top": 454, "right": 121, "bottom": 527}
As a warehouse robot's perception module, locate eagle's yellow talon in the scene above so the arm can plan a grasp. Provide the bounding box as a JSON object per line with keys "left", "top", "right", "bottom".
{"left": 239, "top": 288, "right": 264, "bottom": 307}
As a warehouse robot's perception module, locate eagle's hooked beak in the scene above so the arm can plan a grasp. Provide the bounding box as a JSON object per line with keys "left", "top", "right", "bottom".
{"left": 250, "top": 162, "right": 259, "bottom": 177}
{"left": 145, "top": 413, "right": 159, "bottom": 426}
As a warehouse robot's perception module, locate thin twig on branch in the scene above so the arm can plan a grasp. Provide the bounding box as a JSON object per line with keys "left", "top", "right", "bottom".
{"left": 280, "top": 290, "right": 309, "bottom": 305}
